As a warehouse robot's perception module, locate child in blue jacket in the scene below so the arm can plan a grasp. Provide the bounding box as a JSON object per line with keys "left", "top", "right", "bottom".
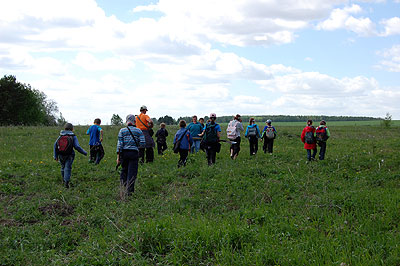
{"left": 54, "top": 123, "right": 87, "bottom": 188}
{"left": 86, "top": 118, "right": 104, "bottom": 164}
{"left": 245, "top": 118, "right": 262, "bottom": 155}
{"left": 173, "top": 120, "right": 193, "bottom": 167}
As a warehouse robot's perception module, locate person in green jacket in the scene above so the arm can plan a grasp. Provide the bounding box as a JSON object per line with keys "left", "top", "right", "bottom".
{"left": 315, "top": 120, "right": 331, "bottom": 160}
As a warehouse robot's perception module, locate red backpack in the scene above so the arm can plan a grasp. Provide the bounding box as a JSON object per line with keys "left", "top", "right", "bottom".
{"left": 316, "top": 127, "right": 328, "bottom": 142}
{"left": 57, "top": 135, "right": 74, "bottom": 155}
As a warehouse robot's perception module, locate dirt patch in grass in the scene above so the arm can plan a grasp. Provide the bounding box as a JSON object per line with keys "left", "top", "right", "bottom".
{"left": 39, "top": 202, "right": 74, "bottom": 217}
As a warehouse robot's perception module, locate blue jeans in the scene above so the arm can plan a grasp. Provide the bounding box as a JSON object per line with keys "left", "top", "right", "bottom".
{"left": 306, "top": 148, "right": 317, "bottom": 161}
{"left": 120, "top": 150, "right": 139, "bottom": 193}
{"left": 191, "top": 140, "right": 201, "bottom": 153}
{"left": 59, "top": 154, "right": 75, "bottom": 182}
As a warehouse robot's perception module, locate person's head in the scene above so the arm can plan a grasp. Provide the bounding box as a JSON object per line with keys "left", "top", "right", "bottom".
{"left": 179, "top": 120, "right": 186, "bottom": 128}
{"left": 249, "top": 118, "right": 255, "bottom": 125}
{"left": 307, "top": 119, "right": 313, "bottom": 126}
{"left": 160, "top": 122, "right": 166, "bottom": 128}
{"left": 140, "top": 105, "right": 148, "bottom": 113}
{"left": 64, "top": 123, "right": 73, "bottom": 131}
{"left": 209, "top": 113, "right": 217, "bottom": 124}
{"left": 266, "top": 119, "right": 272, "bottom": 125}
{"left": 94, "top": 118, "right": 101, "bottom": 125}
{"left": 320, "top": 120, "right": 326, "bottom": 126}
{"left": 126, "top": 114, "right": 136, "bottom": 126}
{"left": 199, "top": 118, "right": 204, "bottom": 124}
{"left": 192, "top": 115, "right": 198, "bottom": 123}
{"left": 234, "top": 114, "right": 241, "bottom": 121}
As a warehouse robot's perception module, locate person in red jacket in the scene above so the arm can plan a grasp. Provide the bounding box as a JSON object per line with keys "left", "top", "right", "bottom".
{"left": 301, "top": 119, "right": 317, "bottom": 161}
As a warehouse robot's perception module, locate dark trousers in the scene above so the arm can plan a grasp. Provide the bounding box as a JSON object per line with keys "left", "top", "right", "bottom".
{"left": 318, "top": 142, "right": 327, "bottom": 160}
{"left": 178, "top": 149, "right": 189, "bottom": 167}
{"left": 120, "top": 150, "right": 139, "bottom": 194}
{"left": 249, "top": 136, "right": 258, "bottom": 155}
{"left": 157, "top": 141, "right": 167, "bottom": 155}
{"left": 89, "top": 144, "right": 104, "bottom": 164}
{"left": 306, "top": 148, "right": 317, "bottom": 161}
{"left": 139, "top": 147, "right": 154, "bottom": 163}
{"left": 206, "top": 143, "right": 218, "bottom": 166}
{"left": 263, "top": 138, "right": 274, "bottom": 153}
{"left": 230, "top": 137, "right": 241, "bottom": 159}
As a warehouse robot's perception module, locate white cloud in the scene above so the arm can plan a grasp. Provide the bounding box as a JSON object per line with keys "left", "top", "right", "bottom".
{"left": 379, "top": 17, "right": 400, "bottom": 36}
{"left": 73, "top": 52, "right": 135, "bottom": 71}
{"left": 316, "top": 4, "right": 376, "bottom": 36}
{"left": 376, "top": 45, "right": 400, "bottom": 72}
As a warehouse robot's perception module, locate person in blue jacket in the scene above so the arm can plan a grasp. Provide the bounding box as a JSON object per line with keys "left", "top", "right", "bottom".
{"left": 86, "top": 118, "right": 104, "bottom": 164}
{"left": 261, "top": 119, "right": 277, "bottom": 154}
{"left": 187, "top": 115, "right": 203, "bottom": 153}
{"left": 54, "top": 123, "right": 87, "bottom": 188}
{"left": 173, "top": 120, "right": 194, "bottom": 167}
{"left": 245, "top": 118, "right": 262, "bottom": 156}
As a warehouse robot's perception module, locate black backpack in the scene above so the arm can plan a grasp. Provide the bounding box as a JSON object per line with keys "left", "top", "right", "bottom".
{"left": 305, "top": 131, "right": 315, "bottom": 144}
{"left": 56, "top": 135, "right": 74, "bottom": 155}
{"left": 204, "top": 123, "right": 218, "bottom": 143}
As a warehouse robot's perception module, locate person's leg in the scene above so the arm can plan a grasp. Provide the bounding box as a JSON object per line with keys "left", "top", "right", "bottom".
{"left": 157, "top": 142, "right": 162, "bottom": 155}
{"left": 190, "top": 143, "right": 195, "bottom": 154}
{"left": 162, "top": 142, "right": 167, "bottom": 152}
{"left": 254, "top": 139, "right": 258, "bottom": 155}
{"left": 178, "top": 149, "right": 188, "bottom": 167}
{"left": 312, "top": 148, "right": 317, "bottom": 160}
{"left": 95, "top": 145, "right": 104, "bottom": 164}
{"left": 89, "top": 145, "right": 95, "bottom": 163}
{"left": 120, "top": 152, "right": 128, "bottom": 190}
{"left": 233, "top": 137, "right": 241, "bottom": 159}
{"left": 268, "top": 139, "right": 274, "bottom": 153}
{"left": 139, "top": 148, "right": 145, "bottom": 163}
{"left": 307, "top": 149, "right": 311, "bottom": 161}
{"left": 146, "top": 147, "right": 154, "bottom": 163}
{"left": 249, "top": 138, "right": 254, "bottom": 155}
{"left": 263, "top": 139, "right": 267, "bottom": 153}
{"left": 63, "top": 154, "right": 75, "bottom": 187}
{"left": 126, "top": 150, "right": 139, "bottom": 194}
{"left": 211, "top": 147, "right": 217, "bottom": 164}
{"left": 195, "top": 140, "right": 201, "bottom": 153}
{"left": 319, "top": 142, "right": 326, "bottom": 160}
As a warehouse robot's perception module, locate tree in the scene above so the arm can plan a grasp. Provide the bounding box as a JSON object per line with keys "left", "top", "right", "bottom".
{"left": 111, "top": 114, "right": 123, "bottom": 126}
{"left": 382, "top": 112, "right": 392, "bottom": 128}
{"left": 57, "top": 112, "right": 67, "bottom": 126}
{"left": 0, "top": 75, "right": 59, "bottom": 125}
{"left": 158, "top": 115, "right": 175, "bottom": 125}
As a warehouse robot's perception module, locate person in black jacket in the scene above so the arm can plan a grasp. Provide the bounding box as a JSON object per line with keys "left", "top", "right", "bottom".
{"left": 155, "top": 123, "right": 168, "bottom": 155}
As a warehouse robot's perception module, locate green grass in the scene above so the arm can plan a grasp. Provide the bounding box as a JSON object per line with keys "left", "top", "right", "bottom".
{"left": 1, "top": 122, "right": 400, "bottom": 265}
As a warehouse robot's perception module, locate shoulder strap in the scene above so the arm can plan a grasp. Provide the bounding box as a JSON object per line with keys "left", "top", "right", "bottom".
{"left": 178, "top": 129, "right": 189, "bottom": 142}
{"left": 126, "top": 127, "right": 140, "bottom": 147}
{"left": 137, "top": 115, "right": 149, "bottom": 129}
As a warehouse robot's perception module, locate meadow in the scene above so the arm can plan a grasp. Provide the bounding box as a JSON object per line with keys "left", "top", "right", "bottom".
{"left": 1, "top": 121, "right": 399, "bottom": 265}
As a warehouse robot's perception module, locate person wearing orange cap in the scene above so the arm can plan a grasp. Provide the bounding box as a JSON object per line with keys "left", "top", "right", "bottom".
{"left": 136, "top": 105, "right": 155, "bottom": 163}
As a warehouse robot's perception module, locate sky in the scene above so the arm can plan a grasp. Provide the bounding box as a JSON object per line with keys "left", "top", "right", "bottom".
{"left": 0, "top": 0, "right": 399, "bottom": 124}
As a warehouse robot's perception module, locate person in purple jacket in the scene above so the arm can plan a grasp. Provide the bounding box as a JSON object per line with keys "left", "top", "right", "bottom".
{"left": 54, "top": 123, "right": 87, "bottom": 188}
{"left": 173, "top": 120, "right": 194, "bottom": 167}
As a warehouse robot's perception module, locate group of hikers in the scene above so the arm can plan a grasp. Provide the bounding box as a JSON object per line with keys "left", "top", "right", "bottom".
{"left": 53, "top": 106, "right": 330, "bottom": 194}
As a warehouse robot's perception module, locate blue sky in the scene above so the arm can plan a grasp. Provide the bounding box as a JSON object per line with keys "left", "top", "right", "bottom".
{"left": 0, "top": 0, "right": 399, "bottom": 124}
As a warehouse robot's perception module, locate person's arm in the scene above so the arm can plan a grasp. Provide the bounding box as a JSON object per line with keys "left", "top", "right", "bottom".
{"left": 188, "top": 132, "right": 193, "bottom": 145}
{"left": 326, "top": 127, "right": 330, "bottom": 138}
{"left": 165, "top": 129, "right": 168, "bottom": 137}
{"left": 100, "top": 128, "right": 103, "bottom": 142}
{"left": 257, "top": 125, "right": 262, "bottom": 138}
{"left": 138, "top": 130, "right": 146, "bottom": 148}
{"left": 300, "top": 128, "right": 305, "bottom": 143}
{"left": 86, "top": 127, "right": 90, "bottom": 135}
{"left": 245, "top": 126, "right": 249, "bottom": 138}
{"left": 53, "top": 139, "right": 59, "bottom": 161}
{"left": 73, "top": 136, "right": 87, "bottom": 155}
{"left": 116, "top": 130, "right": 123, "bottom": 165}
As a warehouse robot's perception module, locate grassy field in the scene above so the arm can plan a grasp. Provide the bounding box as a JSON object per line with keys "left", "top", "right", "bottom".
{"left": 1, "top": 121, "right": 399, "bottom": 265}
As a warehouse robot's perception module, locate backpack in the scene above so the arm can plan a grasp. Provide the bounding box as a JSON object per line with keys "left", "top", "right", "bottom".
{"left": 265, "top": 127, "right": 275, "bottom": 139}
{"left": 156, "top": 129, "right": 167, "bottom": 143}
{"left": 57, "top": 135, "right": 74, "bottom": 155}
{"left": 204, "top": 123, "right": 218, "bottom": 143}
{"left": 316, "top": 127, "right": 328, "bottom": 142}
{"left": 305, "top": 131, "right": 315, "bottom": 144}
{"left": 247, "top": 126, "right": 257, "bottom": 137}
{"left": 226, "top": 120, "right": 238, "bottom": 140}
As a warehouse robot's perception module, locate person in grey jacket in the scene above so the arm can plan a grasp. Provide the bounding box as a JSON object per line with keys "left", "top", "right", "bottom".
{"left": 54, "top": 123, "right": 87, "bottom": 188}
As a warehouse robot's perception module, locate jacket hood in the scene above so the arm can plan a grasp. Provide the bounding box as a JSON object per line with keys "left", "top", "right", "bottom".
{"left": 60, "top": 130, "right": 75, "bottom": 136}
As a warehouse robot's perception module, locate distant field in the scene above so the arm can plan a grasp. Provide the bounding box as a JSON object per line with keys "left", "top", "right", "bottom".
{"left": 1, "top": 123, "right": 399, "bottom": 265}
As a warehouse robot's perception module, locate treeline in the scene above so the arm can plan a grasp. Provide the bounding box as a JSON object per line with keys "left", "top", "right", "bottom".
{"left": 151, "top": 115, "right": 380, "bottom": 125}
{"left": 0, "top": 75, "right": 63, "bottom": 126}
